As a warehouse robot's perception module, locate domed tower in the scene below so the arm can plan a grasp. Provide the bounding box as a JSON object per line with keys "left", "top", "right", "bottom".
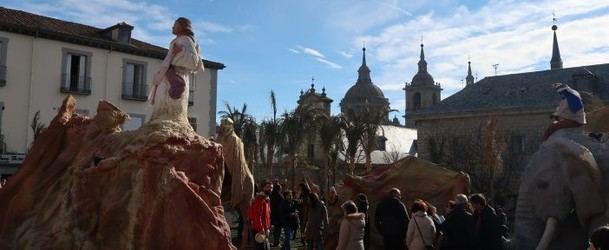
{"left": 404, "top": 43, "right": 442, "bottom": 127}
{"left": 297, "top": 78, "right": 333, "bottom": 115}
{"left": 340, "top": 47, "right": 390, "bottom": 120}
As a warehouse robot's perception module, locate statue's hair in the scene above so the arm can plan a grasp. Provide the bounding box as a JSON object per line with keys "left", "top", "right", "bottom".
{"left": 175, "top": 17, "right": 194, "bottom": 36}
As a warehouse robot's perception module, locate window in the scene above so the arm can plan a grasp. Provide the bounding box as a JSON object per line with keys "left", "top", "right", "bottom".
{"left": 376, "top": 136, "right": 387, "bottom": 151}
{"left": 307, "top": 144, "right": 315, "bottom": 159}
{"left": 188, "top": 117, "right": 197, "bottom": 132}
{"left": 122, "top": 59, "right": 147, "bottom": 101}
{"left": 75, "top": 109, "right": 89, "bottom": 116}
{"left": 0, "top": 37, "right": 8, "bottom": 87}
{"left": 188, "top": 73, "right": 196, "bottom": 106}
{"left": 61, "top": 49, "right": 92, "bottom": 95}
{"left": 122, "top": 114, "right": 145, "bottom": 131}
{"left": 433, "top": 93, "right": 438, "bottom": 105}
{"left": 413, "top": 92, "right": 422, "bottom": 110}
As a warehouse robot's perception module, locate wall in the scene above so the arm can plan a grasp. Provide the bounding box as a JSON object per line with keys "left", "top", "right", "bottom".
{"left": 414, "top": 109, "right": 553, "bottom": 192}
{"left": 0, "top": 31, "right": 218, "bottom": 153}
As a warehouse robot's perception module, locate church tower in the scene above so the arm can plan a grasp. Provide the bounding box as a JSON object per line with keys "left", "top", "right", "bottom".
{"left": 550, "top": 18, "right": 563, "bottom": 70}
{"left": 404, "top": 43, "right": 442, "bottom": 127}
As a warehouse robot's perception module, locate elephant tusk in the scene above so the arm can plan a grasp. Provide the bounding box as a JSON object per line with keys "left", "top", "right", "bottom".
{"left": 535, "top": 217, "right": 558, "bottom": 250}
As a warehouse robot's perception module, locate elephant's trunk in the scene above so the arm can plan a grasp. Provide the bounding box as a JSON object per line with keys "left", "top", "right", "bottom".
{"left": 514, "top": 191, "right": 545, "bottom": 250}
{"left": 535, "top": 217, "right": 558, "bottom": 250}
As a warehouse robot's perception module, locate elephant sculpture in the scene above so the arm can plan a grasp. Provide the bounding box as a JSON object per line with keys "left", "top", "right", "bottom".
{"left": 514, "top": 128, "right": 609, "bottom": 250}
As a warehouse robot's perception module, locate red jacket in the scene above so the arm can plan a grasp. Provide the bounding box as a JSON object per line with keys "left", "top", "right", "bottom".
{"left": 248, "top": 193, "right": 271, "bottom": 232}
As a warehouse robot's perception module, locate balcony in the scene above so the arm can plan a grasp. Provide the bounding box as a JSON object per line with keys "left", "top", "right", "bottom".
{"left": 0, "top": 65, "right": 6, "bottom": 87}
{"left": 122, "top": 82, "right": 149, "bottom": 101}
{"left": 60, "top": 73, "right": 91, "bottom": 95}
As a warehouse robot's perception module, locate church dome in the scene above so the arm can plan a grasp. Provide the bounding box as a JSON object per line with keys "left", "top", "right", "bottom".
{"left": 411, "top": 71, "right": 435, "bottom": 86}
{"left": 344, "top": 82, "right": 386, "bottom": 100}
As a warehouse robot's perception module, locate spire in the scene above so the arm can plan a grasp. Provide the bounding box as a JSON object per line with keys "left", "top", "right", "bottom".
{"left": 357, "top": 46, "right": 372, "bottom": 84}
{"left": 417, "top": 43, "right": 428, "bottom": 72}
{"left": 550, "top": 13, "right": 563, "bottom": 70}
{"left": 466, "top": 60, "right": 474, "bottom": 85}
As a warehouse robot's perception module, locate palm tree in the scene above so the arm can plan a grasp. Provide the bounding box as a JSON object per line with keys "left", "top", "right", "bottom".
{"left": 319, "top": 115, "right": 342, "bottom": 192}
{"left": 280, "top": 104, "right": 324, "bottom": 189}
{"left": 257, "top": 91, "right": 282, "bottom": 179}
{"left": 339, "top": 110, "right": 365, "bottom": 175}
{"left": 360, "top": 108, "right": 391, "bottom": 172}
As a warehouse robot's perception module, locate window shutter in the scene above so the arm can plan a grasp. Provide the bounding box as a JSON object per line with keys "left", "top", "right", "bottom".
{"left": 64, "top": 55, "right": 72, "bottom": 88}
{"left": 124, "top": 63, "right": 134, "bottom": 96}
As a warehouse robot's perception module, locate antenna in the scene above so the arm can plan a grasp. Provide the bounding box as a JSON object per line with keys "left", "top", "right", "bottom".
{"left": 492, "top": 64, "right": 499, "bottom": 75}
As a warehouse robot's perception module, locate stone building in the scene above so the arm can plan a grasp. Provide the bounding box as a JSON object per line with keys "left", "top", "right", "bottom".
{"left": 410, "top": 23, "right": 609, "bottom": 192}
{"left": 340, "top": 47, "right": 390, "bottom": 121}
{"left": 0, "top": 7, "right": 225, "bottom": 175}
{"left": 297, "top": 81, "right": 332, "bottom": 163}
{"left": 404, "top": 43, "right": 443, "bottom": 127}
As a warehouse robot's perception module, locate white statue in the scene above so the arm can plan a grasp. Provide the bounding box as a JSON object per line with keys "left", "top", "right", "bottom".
{"left": 149, "top": 17, "right": 203, "bottom": 124}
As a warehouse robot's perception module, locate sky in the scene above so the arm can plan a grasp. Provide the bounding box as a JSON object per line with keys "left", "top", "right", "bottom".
{"left": 3, "top": 0, "right": 609, "bottom": 123}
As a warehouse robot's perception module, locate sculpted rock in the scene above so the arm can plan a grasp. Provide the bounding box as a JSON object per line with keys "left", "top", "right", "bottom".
{"left": 0, "top": 96, "right": 235, "bottom": 250}
{"left": 337, "top": 156, "right": 471, "bottom": 249}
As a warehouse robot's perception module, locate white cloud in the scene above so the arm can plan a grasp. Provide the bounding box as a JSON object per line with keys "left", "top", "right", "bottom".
{"left": 200, "top": 21, "right": 234, "bottom": 33}
{"left": 353, "top": 0, "right": 609, "bottom": 109}
{"left": 292, "top": 45, "right": 342, "bottom": 69}
{"left": 316, "top": 58, "right": 343, "bottom": 69}
{"left": 339, "top": 51, "right": 353, "bottom": 59}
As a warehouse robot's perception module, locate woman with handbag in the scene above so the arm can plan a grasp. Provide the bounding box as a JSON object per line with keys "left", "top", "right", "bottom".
{"left": 406, "top": 200, "right": 437, "bottom": 250}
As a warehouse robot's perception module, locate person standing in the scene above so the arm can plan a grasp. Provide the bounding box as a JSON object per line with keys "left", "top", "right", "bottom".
{"left": 375, "top": 188, "right": 409, "bottom": 250}
{"left": 406, "top": 200, "right": 436, "bottom": 250}
{"left": 355, "top": 193, "right": 371, "bottom": 249}
{"left": 439, "top": 194, "right": 475, "bottom": 250}
{"left": 336, "top": 200, "right": 365, "bottom": 250}
{"left": 270, "top": 183, "right": 285, "bottom": 247}
{"left": 470, "top": 193, "right": 502, "bottom": 250}
{"left": 304, "top": 193, "right": 328, "bottom": 250}
{"left": 280, "top": 190, "right": 299, "bottom": 250}
{"left": 248, "top": 181, "right": 273, "bottom": 250}
{"left": 324, "top": 187, "right": 343, "bottom": 250}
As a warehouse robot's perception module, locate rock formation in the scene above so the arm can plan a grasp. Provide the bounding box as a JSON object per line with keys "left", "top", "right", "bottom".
{"left": 0, "top": 96, "right": 235, "bottom": 250}
{"left": 337, "top": 156, "right": 470, "bottom": 249}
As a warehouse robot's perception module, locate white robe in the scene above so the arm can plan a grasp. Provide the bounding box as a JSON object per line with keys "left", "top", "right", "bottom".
{"left": 149, "top": 36, "right": 204, "bottom": 124}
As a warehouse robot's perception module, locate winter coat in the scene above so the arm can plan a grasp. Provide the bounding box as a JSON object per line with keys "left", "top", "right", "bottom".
{"left": 406, "top": 211, "right": 436, "bottom": 250}
{"left": 247, "top": 193, "right": 271, "bottom": 233}
{"left": 336, "top": 213, "right": 366, "bottom": 250}
{"left": 270, "top": 189, "right": 284, "bottom": 226}
{"left": 375, "top": 196, "right": 409, "bottom": 238}
{"left": 473, "top": 205, "right": 502, "bottom": 250}
{"left": 280, "top": 199, "right": 300, "bottom": 229}
{"left": 439, "top": 205, "right": 475, "bottom": 250}
{"left": 325, "top": 199, "right": 343, "bottom": 250}
{"left": 304, "top": 201, "right": 329, "bottom": 240}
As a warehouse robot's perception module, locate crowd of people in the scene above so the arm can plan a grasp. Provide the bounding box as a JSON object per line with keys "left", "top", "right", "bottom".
{"left": 238, "top": 179, "right": 515, "bottom": 250}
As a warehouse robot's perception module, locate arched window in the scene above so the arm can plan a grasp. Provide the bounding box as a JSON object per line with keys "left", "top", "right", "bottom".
{"left": 413, "top": 92, "right": 422, "bottom": 110}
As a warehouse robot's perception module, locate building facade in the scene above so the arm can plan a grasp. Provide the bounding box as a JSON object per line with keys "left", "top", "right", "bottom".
{"left": 404, "top": 43, "right": 442, "bottom": 127}
{"left": 410, "top": 24, "right": 609, "bottom": 192}
{"left": 0, "top": 7, "right": 224, "bottom": 164}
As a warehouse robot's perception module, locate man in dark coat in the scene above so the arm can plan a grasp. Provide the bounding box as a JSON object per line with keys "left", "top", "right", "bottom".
{"left": 470, "top": 193, "right": 502, "bottom": 250}
{"left": 375, "top": 188, "right": 409, "bottom": 250}
{"left": 439, "top": 194, "right": 475, "bottom": 250}
{"left": 270, "top": 182, "right": 284, "bottom": 247}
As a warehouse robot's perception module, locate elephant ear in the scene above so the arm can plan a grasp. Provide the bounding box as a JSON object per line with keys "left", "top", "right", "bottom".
{"left": 553, "top": 138, "right": 605, "bottom": 228}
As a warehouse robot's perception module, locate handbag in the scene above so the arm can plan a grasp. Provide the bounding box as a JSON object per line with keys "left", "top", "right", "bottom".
{"left": 413, "top": 214, "right": 434, "bottom": 250}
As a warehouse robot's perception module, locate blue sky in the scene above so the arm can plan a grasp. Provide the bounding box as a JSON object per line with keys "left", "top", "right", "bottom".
{"left": 3, "top": 0, "right": 609, "bottom": 123}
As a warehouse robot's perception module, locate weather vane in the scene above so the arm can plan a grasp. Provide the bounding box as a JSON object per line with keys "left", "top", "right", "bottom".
{"left": 552, "top": 10, "right": 557, "bottom": 25}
